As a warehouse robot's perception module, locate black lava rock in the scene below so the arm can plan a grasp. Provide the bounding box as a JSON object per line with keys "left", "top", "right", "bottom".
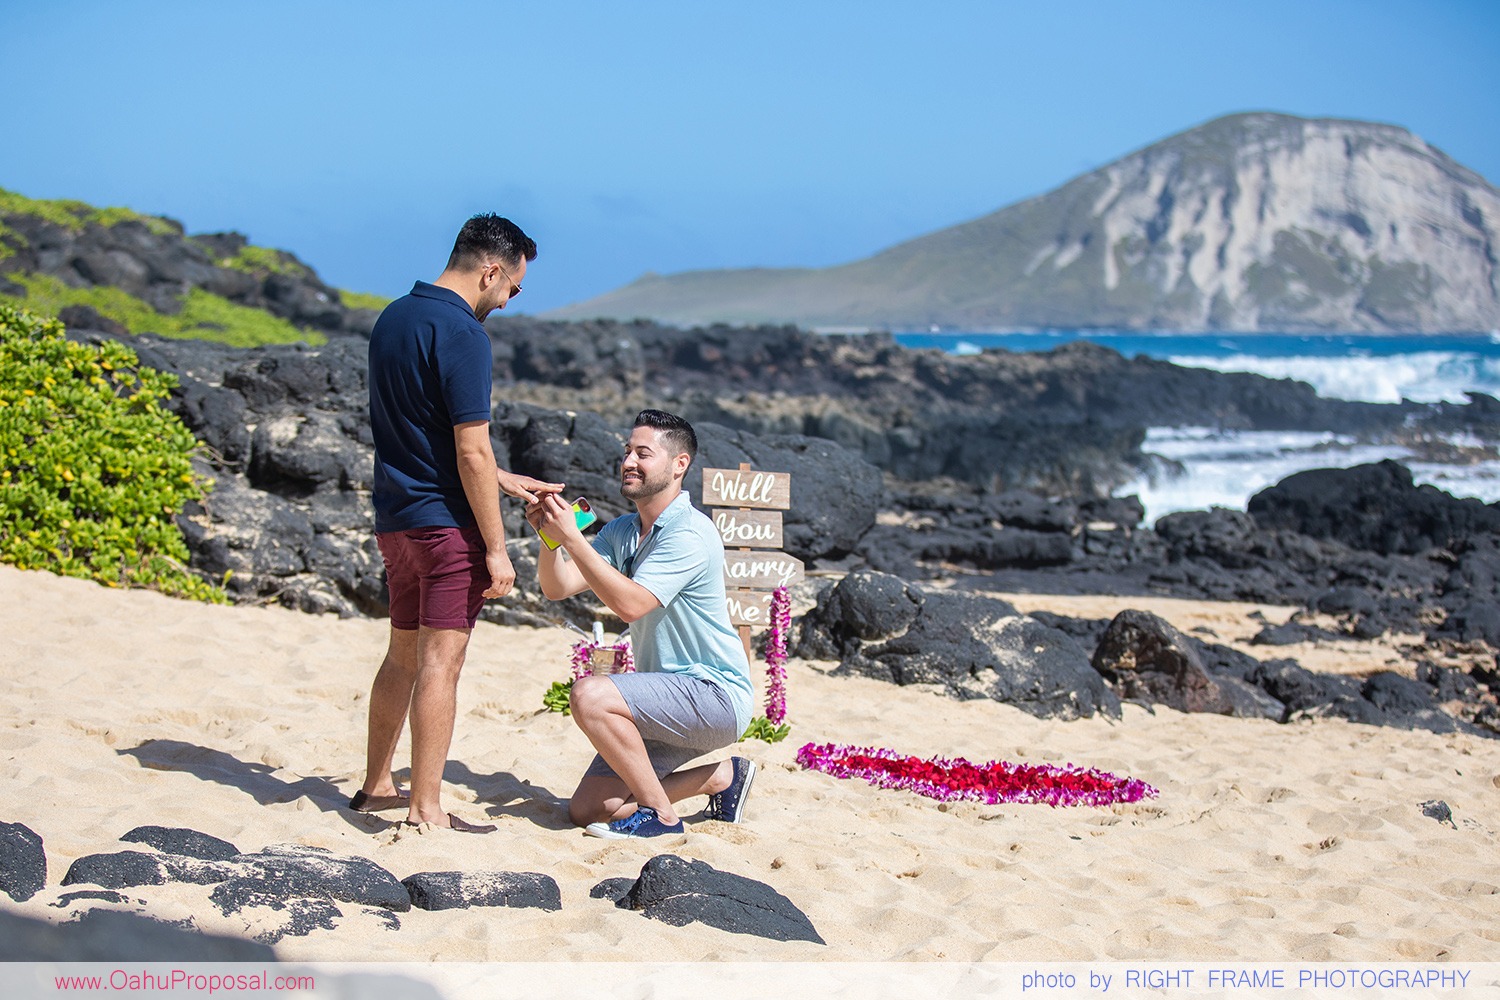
{"left": 589, "top": 877, "right": 636, "bottom": 903}
{"left": 619, "top": 855, "right": 824, "bottom": 944}
{"left": 795, "top": 569, "right": 924, "bottom": 658}
{"left": 1248, "top": 660, "right": 1385, "bottom": 726}
{"left": 0, "top": 821, "right": 46, "bottom": 903}
{"left": 121, "top": 825, "right": 240, "bottom": 861}
{"left": 62, "top": 851, "right": 176, "bottom": 890}
{"left": 1434, "top": 600, "right": 1500, "bottom": 645}
{"left": 1026, "top": 611, "right": 1113, "bottom": 650}
{"left": 1248, "top": 460, "right": 1500, "bottom": 555}
{"left": 0, "top": 908, "right": 276, "bottom": 962}
{"left": 51, "top": 890, "right": 132, "bottom": 908}
{"left": 1314, "top": 586, "right": 1380, "bottom": 617}
{"left": 402, "top": 871, "right": 562, "bottom": 912}
{"left": 1361, "top": 673, "right": 1458, "bottom": 732}
{"left": 1417, "top": 663, "right": 1482, "bottom": 703}
{"left": 799, "top": 571, "right": 1119, "bottom": 719}
{"left": 211, "top": 845, "right": 411, "bottom": 914}
{"left": 1251, "top": 621, "right": 1346, "bottom": 646}
{"left": 246, "top": 897, "right": 344, "bottom": 945}
{"left": 1420, "top": 800, "right": 1457, "bottom": 828}
{"left": 1093, "top": 610, "right": 1247, "bottom": 716}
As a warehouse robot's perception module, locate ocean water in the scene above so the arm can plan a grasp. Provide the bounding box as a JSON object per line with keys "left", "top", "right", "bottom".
{"left": 892, "top": 331, "right": 1500, "bottom": 525}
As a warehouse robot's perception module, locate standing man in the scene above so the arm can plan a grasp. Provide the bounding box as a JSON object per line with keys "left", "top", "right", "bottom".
{"left": 528, "top": 409, "right": 758, "bottom": 840}
{"left": 352, "top": 213, "right": 562, "bottom": 833}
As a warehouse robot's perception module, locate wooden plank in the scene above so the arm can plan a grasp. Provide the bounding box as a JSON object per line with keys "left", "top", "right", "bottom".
{"left": 723, "top": 550, "right": 804, "bottom": 589}
{"left": 712, "top": 509, "right": 783, "bottom": 549}
{"left": 701, "top": 467, "right": 791, "bottom": 510}
{"left": 726, "top": 589, "right": 775, "bottom": 628}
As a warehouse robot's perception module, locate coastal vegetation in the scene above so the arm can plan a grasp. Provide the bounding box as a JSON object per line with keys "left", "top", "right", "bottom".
{"left": 1, "top": 272, "right": 320, "bottom": 348}
{"left": 213, "top": 242, "right": 315, "bottom": 281}
{"left": 337, "top": 288, "right": 392, "bottom": 311}
{"left": 0, "top": 302, "right": 225, "bottom": 602}
{"left": 0, "top": 186, "right": 180, "bottom": 239}
{"left": 0, "top": 184, "right": 380, "bottom": 347}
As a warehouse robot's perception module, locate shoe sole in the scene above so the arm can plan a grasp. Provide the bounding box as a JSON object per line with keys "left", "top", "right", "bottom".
{"left": 583, "top": 821, "right": 686, "bottom": 840}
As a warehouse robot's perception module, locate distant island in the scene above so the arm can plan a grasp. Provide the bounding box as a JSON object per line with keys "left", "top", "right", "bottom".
{"left": 546, "top": 112, "right": 1500, "bottom": 334}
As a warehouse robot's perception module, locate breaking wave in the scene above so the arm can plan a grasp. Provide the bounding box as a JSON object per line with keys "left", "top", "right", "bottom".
{"left": 1165, "top": 351, "right": 1500, "bottom": 404}
{"left": 1120, "top": 427, "right": 1500, "bottom": 526}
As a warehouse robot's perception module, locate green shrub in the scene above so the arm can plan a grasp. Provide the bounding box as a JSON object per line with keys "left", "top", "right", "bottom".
{"left": 215, "top": 243, "right": 313, "bottom": 279}
{"left": 338, "top": 289, "right": 392, "bottom": 312}
{"left": 0, "top": 185, "right": 179, "bottom": 236}
{"left": 1, "top": 272, "right": 324, "bottom": 348}
{"left": 1, "top": 185, "right": 326, "bottom": 347}
{"left": 0, "top": 303, "right": 226, "bottom": 602}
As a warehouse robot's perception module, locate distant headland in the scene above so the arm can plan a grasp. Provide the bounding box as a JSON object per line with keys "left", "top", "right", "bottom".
{"left": 545, "top": 113, "right": 1500, "bottom": 334}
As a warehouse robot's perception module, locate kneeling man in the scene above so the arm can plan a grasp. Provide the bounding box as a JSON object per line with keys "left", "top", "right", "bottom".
{"left": 528, "top": 409, "right": 757, "bottom": 839}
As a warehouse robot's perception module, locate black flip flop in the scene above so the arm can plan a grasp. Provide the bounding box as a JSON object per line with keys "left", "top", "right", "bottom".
{"left": 348, "top": 790, "right": 409, "bottom": 813}
{"left": 401, "top": 813, "right": 497, "bottom": 834}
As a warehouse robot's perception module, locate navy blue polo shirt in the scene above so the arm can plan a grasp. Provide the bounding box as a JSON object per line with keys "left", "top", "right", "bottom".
{"left": 368, "top": 281, "right": 494, "bottom": 533}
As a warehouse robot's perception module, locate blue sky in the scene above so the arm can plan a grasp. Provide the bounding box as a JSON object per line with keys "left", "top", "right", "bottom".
{"left": 2, "top": 1, "right": 1497, "bottom": 314}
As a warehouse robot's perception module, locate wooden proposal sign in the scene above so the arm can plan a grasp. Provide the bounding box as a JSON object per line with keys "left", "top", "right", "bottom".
{"left": 703, "top": 466, "right": 801, "bottom": 629}
{"left": 712, "top": 509, "right": 783, "bottom": 549}
{"left": 703, "top": 467, "right": 791, "bottom": 510}
{"left": 723, "top": 550, "right": 804, "bottom": 590}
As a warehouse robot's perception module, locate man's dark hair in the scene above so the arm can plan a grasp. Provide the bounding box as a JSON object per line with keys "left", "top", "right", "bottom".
{"left": 634, "top": 408, "right": 697, "bottom": 462}
{"left": 447, "top": 213, "right": 537, "bottom": 271}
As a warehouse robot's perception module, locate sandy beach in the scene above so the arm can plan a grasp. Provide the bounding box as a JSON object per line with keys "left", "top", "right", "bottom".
{"left": 2, "top": 563, "right": 1497, "bottom": 963}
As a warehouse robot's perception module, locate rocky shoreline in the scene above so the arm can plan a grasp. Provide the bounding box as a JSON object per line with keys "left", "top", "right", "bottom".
{"left": 61, "top": 315, "right": 1500, "bottom": 739}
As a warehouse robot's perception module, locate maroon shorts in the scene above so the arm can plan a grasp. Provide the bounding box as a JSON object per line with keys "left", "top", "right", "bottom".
{"left": 377, "top": 525, "right": 488, "bottom": 631}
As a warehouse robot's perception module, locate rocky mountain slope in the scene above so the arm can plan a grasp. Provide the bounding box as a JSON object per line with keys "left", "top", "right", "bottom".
{"left": 0, "top": 187, "right": 380, "bottom": 345}
{"left": 548, "top": 113, "right": 1500, "bottom": 333}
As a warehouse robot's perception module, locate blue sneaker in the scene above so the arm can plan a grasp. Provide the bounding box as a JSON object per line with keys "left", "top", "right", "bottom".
{"left": 583, "top": 806, "right": 685, "bottom": 840}
{"left": 705, "top": 756, "right": 757, "bottom": 823}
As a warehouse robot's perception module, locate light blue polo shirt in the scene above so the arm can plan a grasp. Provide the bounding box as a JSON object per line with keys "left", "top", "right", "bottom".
{"left": 592, "top": 490, "right": 754, "bottom": 733}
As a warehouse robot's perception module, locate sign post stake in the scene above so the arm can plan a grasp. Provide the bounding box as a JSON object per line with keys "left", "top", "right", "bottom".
{"left": 735, "top": 462, "right": 754, "bottom": 665}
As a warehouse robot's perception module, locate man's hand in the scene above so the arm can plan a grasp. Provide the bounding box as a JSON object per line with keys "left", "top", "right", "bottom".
{"left": 497, "top": 469, "right": 565, "bottom": 505}
{"left": 530, "top": 493, "right": 583, "bottom": 549}
{"left": 522, "top": 500, "right": 547, "bottom": 532}
{"left": 483, "top": 547, "right": 517, "bottom": 599}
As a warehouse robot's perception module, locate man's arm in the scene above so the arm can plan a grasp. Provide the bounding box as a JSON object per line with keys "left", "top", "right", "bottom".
{"left": 454, "top": 420, "right": 515, "bottom": 598}
{"left": 526, "top": 499, "right": 590, "bottom": 599}
{"left": 529, "top": 494, "right": 661, "bottom": 621}
{"left": 497, "top": 468, "right": 565, "bottom": 505}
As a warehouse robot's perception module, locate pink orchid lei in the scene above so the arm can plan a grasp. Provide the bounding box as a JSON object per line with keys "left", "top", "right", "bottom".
{"left": 569, "top": 638, "right": 635, "bottom": 680}
{"left": 796, "top": 742, "right": 1158, "bottom": 808}
{"left": 764, "top": 585, "right": 791, "bottom": 724}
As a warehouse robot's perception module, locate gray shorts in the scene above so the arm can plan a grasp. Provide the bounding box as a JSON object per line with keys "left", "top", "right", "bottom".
{"left": 584, "top": 671, "right": 741, "bottom": 779}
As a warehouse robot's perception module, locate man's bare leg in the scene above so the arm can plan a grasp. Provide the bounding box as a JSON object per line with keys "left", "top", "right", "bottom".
{"left": 568, "top": 675, "right": 720, "bottom": 826}
{"left": 406, "top": 625, "right": 474, "bottom": 827}
{"left": 360, "top": 626, "right": 419, "bottom": 799}
{"left": 568, "top": 759, "right": 733, "bottom": 827}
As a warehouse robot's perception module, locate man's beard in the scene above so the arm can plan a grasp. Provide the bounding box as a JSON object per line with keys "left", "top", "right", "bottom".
{"left": 621, "top": 467, "right": 672, "bottom": 502}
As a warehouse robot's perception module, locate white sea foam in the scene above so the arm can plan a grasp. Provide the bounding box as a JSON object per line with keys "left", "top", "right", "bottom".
{"left": 1118, "top": 427, "right": 1500, "bottom": 527}
{"left": 1166, "top": 351, "right": 1500, "bottom": 404}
